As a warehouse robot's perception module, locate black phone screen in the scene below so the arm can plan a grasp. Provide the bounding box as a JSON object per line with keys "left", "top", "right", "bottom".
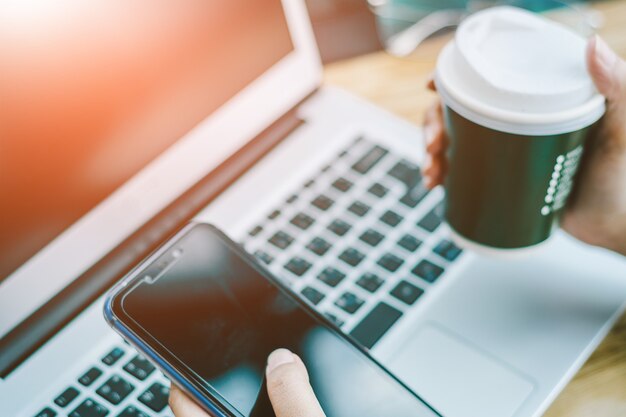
{"left": 113, "top": 224, "right": 439, "bottom": 417}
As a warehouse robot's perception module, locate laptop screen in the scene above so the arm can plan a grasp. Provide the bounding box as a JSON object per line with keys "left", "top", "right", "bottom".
{"left": 0, "top": 0, "right": 293, "bottom": 282}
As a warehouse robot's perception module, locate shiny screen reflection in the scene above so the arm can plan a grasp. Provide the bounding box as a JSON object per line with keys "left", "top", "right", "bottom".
{"left": 121, "top": 225, "right": 436, "bottom": 417}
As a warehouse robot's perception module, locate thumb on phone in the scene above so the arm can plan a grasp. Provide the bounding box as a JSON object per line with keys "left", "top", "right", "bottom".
{"left": 265, "top": 349, "right": 326, "bottom": 417}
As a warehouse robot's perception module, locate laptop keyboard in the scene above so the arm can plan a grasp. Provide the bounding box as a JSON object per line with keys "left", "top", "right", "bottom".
{"left": 33, "top": 345, "right": 171, "bottom": 417}
{"left": 32, "top": 137, "right": 462, "bottom": 417}
{"left": 241, "top": 137, "right": 463, "bottom": 349}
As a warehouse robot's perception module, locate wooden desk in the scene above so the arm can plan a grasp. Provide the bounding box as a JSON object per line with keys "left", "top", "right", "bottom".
{"left": 324, "top": 2, "right": 626, "bottom": 416}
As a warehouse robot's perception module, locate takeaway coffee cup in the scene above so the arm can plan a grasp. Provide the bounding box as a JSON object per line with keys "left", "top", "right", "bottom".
{"left": 434, "top": 6, "right": 605, "bottom": 255}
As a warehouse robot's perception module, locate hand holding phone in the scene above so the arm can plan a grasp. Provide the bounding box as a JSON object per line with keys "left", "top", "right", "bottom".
{"left": 170, "top": 348, "right": 326, "bottom": 417}
{"left": 104, "top": 223, "right": 440, "bottom": 417}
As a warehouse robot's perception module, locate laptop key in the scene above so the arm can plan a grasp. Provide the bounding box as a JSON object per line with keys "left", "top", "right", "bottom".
{"left": 116, "top": 406, "right": 149, "bottom": 417}
{"left": 254, "top": 250, "right": 274, "bottom": 265}
{"left": 290, "top": 212, "right": 315, "bottom": 230}
{"left": 267, "top": 209, "right": 281, "bottom": 220}
{"left": 306, "top": 237, "right": 331, "bottom": 256}
{"left": 391, "top": 281, "right": 424, "bottom": 305}
{"left": 101, "top": 347, "right": 125, "bottom": 366}
{"left": 352, "top": 145, "right": 389, "bottom": 174}
{"left": 301, "top": 286, "right": 325, "bottom": 305}
{"left": 317, "top": 267, "right": 346, "bottom": 287}
{"left": 350, "top": 302, "right": 402, "bottom": 349}
{"left": 284, "top": 257, "right": 312, "bottom": 277}
{"left": 138, "top": 382, "right": 170, "bottom": 412}
{"left": 96, "top": 375, "right": 134, "bottom": 405}
{"left": 54, "top": 386, "right": 80, "bottom": 408}
{"left": 368, "top": 182, "right": 389, "bottom": 198}
{"left": 69, "top": 398, "right": 108, "bottom": 417}
{"left": 417, "top": 202, "right": 443, "bottom": 232}
{"left": 123, "top": 355, "right": 155, "bottom": 381}
{"left": 399, "top": 184, "right": 429, "bottom": 208}
{"left": 348, "top": 201, "right": 370, "bottom": 217}
{"left": 79, "top": 366, "right": 103, "bottom": 387}
{"left": 332, "top": 177, "right": 353, "bottom": 192}
{"left": 377, "top": 253, "right": 404, "bottom": 272}
{"left": 356, "top": 273, "right": 384, "bottom": 293}
{"left": 397, "top": 234, "right": 422, "bottom": 252}
{"left": 380, "top": 210, "right": 403, "bottom": 227}
{"left": 34, "top": 407, "right": 57, "bottom": 417}
{"left": 388, "top": 159, "right": 421, "bottom": 187}
{"left": 359, "top": 228, "right": 384, "bottom": 247}
{"left": 248, "top": 225, "right": 263, "bottom": 237}
{"left": 433, "top": 239, "right": 463, "bottom": 261}
{"left": 412, "top": 259, "right": 445, "bottom": 283}
{"left": 327, "top": 219, "right": 351, "bottom": 236}
{"left": 311, "top": 194, "right": 334, "bottom": 211}
{"left": 268, "top": 231, "right": 294, "bottom": 250}
{"left": 335, "top": 292, "right": 365, "bottom": 314}
{"left": 286, "top": 194, "right": 298, "bottom": 204}
{"left": 339, "top": 247, "right": 366, "bottom": 267}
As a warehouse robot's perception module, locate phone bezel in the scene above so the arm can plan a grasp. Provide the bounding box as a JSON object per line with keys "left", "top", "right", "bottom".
{"left": 103, "top": 222, "right": 441, "bottom": 417}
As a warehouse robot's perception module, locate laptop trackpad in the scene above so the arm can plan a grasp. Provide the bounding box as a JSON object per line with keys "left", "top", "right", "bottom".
{"left": 387, "top": 325, "right": 534, "bottom": 417}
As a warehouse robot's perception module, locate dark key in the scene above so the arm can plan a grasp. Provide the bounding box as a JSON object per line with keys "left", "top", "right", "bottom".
{"left": 380, "top": 210, "right": 403, "bottom": 227}
{"left": 417, "top": 203, "right": 443, "bottom": 232}
{"left": 122, "top": 355, "right": 155, "bottom": 381}
{"left": 304, "top": 179, "right": 315, "bottom": 188}
{"left": 317, "top": 267, "right": 346, "bottom": 287}
{"left": 433, "top": 239, "right": 463, "bottom": 261}
{"left": 338, "top": 149, "right": 349, "bottom": 159}
{"left": 339, "top": 247, "right": 365, "bottom": 267}
{"left": 412, "top": 259, "right": 445, "bottom": 283}
{"left": 352, "top": 145, "right": 389, "bottom": 174}
{"left": 69, "top": 398, "right": 108, "bottom": 417}
{"left": 335, "top": 292, "right": 365, "bottom": 314}
{"left": 54, "top": 386, "right": 80, "bottom": 408}
{"left": 391, "top": 281, "right": 424, "bottom": 305}
{"left": 397, "top": 234, "right": 422, "bottom": 252}
{"left": 348, "top": 201, "right": 370, "bottom": 217}
{"left": 306, "top": 237, "right": 331, "bottom": 256}
{"left": 138, "top": 382, "right": 170, "bottom": 412}
{"left": 301, "top": 286, "right": 325, "bottom": 305}
{"left": 327, "top": 219, "right": 351, "bottom": 236}
{"left": 311, "top": 194, "right": 334, "bottom": 211}
{"left": 290, "top": 212, "right": 315, "bottom": 230}
{"left": 350, "top": 302, "right": 402, "bottom": 349}
{"left": 399, "top": 184, "right": 429, "bottom": 208}
{"left": 284, "top": 257, "right": 312, "bottom": 277}
{"left": 359, "top": 228, "right": 384, "bottom": 247}
{"left": 248, "top": 225, "right": 263, "bottom": 237}
{"left": 267, "top": 209, "right": 281, "bottom": 220}
{"left": 357, "top": 273, "right": 384, "bottom": 293}
{"left": 96, "top": 375, "right": 134, "bottom": 405}
{"left": 368, "top": 182, "right": 389, "bottom": 198}
{"left": 324, "top": 313, "right": 345, "bottom": 327}
{"left": 254, "top": 250, "right": 274, "bottom": 265}
{"left": 268, "top": 231, "right": 294, "bottom": 250}
{"left": 332, "top": 177, "right": 353, "bottom": 192}
{"left": 286, "top": 194, "right": 298, "bottom": 204}
{"left": 116, "top": 406, "right": 149, "bottom": 417}
{"left": 34, "top": 407, "right": 57, "bottom": 417}
{"left": 377, "top": 253, "right": 404, "bottom": 272}
{"left": 321, "top": 165, "right": 332, "bottom": 172}
{"left": 388, "top": 159, "right": 421, "bottom": 187}
{"left": 79, "top": 367, "right": 103, "bottom": 387}
{"left": 101, "top": 347, "right": 125, "bottom": 366}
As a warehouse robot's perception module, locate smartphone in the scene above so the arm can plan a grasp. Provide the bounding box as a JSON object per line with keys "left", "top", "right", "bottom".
{"left": 104, "top": 223, "right": 441, "bottom": 417}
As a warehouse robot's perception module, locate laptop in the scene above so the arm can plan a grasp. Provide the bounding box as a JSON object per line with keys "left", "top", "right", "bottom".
{"left": 2, "top": 1, "right": 626, "bottom": 417}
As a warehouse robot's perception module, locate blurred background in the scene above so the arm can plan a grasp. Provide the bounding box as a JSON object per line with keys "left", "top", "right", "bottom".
{"left": 0, "top": 0, "right": 602, "bottom": 279}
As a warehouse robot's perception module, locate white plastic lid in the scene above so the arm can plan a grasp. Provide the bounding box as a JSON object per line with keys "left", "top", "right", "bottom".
{"left": 435, "top": 6, "right": 605, "bottom": 135}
